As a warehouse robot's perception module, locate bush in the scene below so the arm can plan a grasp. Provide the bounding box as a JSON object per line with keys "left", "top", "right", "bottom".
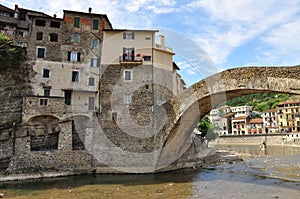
{"left": 0, "top": 32, "right": 26, "bottom": 70}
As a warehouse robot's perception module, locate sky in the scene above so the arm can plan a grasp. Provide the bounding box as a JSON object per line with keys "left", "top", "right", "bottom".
{"left": 1, "top": 0, "right": 300, "bottom": 86}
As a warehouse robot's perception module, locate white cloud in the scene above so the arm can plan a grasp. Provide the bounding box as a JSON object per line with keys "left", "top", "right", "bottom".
{"left": 259, "top": 19, "right": 300, "bottom": 65}
{"left": 184, "top": 0, "right": 300, "bottom": 66}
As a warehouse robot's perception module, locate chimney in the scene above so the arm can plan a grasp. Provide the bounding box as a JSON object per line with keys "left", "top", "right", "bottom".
{"left": 158, "top": 35, "right": 165, "bottom": 49}
{"left": 15, "top": 4, "right": 18, "bottom": 10}
{"left": 53, "top": 14, "right": 57, "bottom": 18}
{"left": 88, "top": 7, "right": 92, "bottom": 13}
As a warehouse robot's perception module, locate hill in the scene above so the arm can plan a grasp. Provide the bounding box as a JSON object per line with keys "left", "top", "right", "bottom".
{"left": 224, "top": 92, "right": 292, "bottom": 112}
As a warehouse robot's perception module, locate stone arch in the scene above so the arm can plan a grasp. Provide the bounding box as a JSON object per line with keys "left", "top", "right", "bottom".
{"left": 27, "top": 115, "right": 61, "bottom": 151}
{"left": 156, "top": 66, "right": 300, "bottom": 169}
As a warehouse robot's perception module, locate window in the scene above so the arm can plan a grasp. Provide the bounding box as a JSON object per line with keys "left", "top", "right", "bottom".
{"left": 88, "top": 97, "right": 95, "bottom": 110}
{"left": 92, "top": 19, "right": 99, "bottom": 30}
{"left": 124, "top": 70, "right": 132, "bottom": 81}
{"left": 19, "top": 12, "right": 26, "bottom": 21}
{"left": 40, "top": 99, "right": 48, "bottom": 106}
{"left": 143, "top": 56, "right": 151, "bottom": 61}
{"left": 123, "top": 48, "right": 134, "bottom": 61}
{"left": 36, "top": 32, "right": 43, "bottom": 40}
{"left": 91, "top": 39, "right": 98, "bottom": 49}
{"left": 50, "top": 21, "right": 60, "bottom": 28}
{"left": 72, "top": 71, "right": 79, "bottom": 82}
{"left": 145, "top": 37, "right": 151, "bottom": 40}
{"left": 37, "top": 47, "right": 45, "bottom": 58}
{"left": 68, "top": 51, "right": 81, "bottom": 62}
{"left": 124, "top": 94, "right": 131, "bottom": 104}
{"left": 42, "top": 68, "right": 50, "bottom": 78}
{"left": 44, "top": 89, "right": 50, "bottom": 96}
{"left": 72, "top": 33, "right": 80, "bottom": 43}
{"left": 49, "top": 33, "right": 58, "bottom": 42}
{"left": 74, "top": 17, "right": 80, "bottom": 27}
{"left": 90, "top": 58, "right": 98, "bottom": 67}
{"left": 35, "top": 19, "right": 46, "bottom": 26}
{"left": 64, "top": 91, "right": 72, "bottom": 105}
{"left": 123, "top": 32, "right": 135, "bottom": 39}
{"left": 88, "top": 77, "right": 95, "bottom": 86}
{"left": 112, "top": 112, "right": 117, "bottom": 122}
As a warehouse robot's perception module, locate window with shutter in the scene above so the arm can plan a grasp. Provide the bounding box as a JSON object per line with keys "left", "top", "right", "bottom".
{"left": 37, "top": 48, "right": 45, "bottom": 58}
{"left": 92, "top": 19, "right": 99, "bottom": 30}
{"left": 74, "top": 17, "right": 80, "bottom": 27}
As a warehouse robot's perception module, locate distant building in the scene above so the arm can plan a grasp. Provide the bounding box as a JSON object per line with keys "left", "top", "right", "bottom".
{"left": 248, "top": 118, "right": 264, "bottom": 134}
{"left": 232, "top": 115, "right": 250, "bottom": 135}
{"left": 209, "top": 106, "right": 232, "bottom": 135}
{"left": 262, "top": 109, "right": 278, "bottom": 134}
{"left": 230, "top": 105, "right": 253, "bottom": 118}
{"left": 277, "top": 100, "right": 300, "bottom": 133}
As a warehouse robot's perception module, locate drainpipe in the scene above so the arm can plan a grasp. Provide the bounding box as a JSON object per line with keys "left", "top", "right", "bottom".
{"left": 11, "top": 122, "right": 16, "bottom": 172}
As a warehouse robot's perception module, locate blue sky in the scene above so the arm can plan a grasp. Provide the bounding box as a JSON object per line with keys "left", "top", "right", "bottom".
{"left": 2, "top": 0, "right": 300, "bottom": 86}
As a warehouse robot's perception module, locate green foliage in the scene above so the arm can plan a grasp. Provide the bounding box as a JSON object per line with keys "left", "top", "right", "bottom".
{"left": 197, "top": 117, "right": 215, "bottom": 138}
{"left": 0, "top": 32, "right": 26, "bottom": 70}
{"left": 224, "top": 92, "right": 290, "bottom": 111}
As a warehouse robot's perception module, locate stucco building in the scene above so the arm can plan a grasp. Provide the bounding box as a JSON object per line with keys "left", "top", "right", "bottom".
{"left": 262, "top": 109, "right": 278, "bottom": 134}
{"left": 277, "top": 100, "right": 300, "bottom": 133}
{"left": 248, "top": 118, "right": 264, "bottom": 134}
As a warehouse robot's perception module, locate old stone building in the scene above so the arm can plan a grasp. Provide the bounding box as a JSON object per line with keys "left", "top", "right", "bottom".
{"left": 0, "top": 4, "right": 187, "bottom": 173}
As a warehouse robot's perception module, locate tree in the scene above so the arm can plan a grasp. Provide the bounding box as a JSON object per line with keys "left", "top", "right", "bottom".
{"left": 0, "top": 32, "right": 26, "bottom": 70}
{"left": 197, "top": 117, "right": 218, "bottom": 145}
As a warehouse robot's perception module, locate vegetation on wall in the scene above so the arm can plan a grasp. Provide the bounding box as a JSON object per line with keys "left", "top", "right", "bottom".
{"left": 0, "top": 32, "right": 26, "bottom": 70}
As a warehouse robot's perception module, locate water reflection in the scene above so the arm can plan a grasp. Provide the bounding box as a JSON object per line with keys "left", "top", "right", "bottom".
{"left": 192, "top": 144, "right": 300, "bottom": 199}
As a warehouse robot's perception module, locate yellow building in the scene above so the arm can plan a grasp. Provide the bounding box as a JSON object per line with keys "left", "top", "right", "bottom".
{"left": 277, "top": 100, "right": 300, "bottom": 133}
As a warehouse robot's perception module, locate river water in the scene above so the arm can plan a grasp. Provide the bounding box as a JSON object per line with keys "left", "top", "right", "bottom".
{"left": 0, "top": 145, "right": 299, "bottom": 198}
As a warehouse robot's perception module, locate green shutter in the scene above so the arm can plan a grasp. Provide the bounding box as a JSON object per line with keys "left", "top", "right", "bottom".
{"left": 74, "top": 17, "right": 80, "bottom": 27}
{"left": 93, "top": 19, "right": 99, "bottom": 30}
{"left": 37, "top": 48, "right": 45, "bottom": 58}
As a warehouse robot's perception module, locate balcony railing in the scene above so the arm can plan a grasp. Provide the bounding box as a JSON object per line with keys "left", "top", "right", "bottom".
{"left": 119, "top": 55, "right": 143, "bottom": 63}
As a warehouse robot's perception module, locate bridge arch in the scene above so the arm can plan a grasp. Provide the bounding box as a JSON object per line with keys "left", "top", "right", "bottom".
{"left": 156, "top": 66, "right": 300, "bottom": 169}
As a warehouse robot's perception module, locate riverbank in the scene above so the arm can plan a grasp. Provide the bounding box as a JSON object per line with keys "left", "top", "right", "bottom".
{"left": 1, "top": 144, "right": 299, "bottom": 199}
{"left": 0, "top": 147, "right": 243, "bottom": 183}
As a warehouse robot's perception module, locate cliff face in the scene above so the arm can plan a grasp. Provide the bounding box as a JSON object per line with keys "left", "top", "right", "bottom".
{"left": 0, "top": 64, "right": 34, "bottom": 133}
{"left": 0, "top": 59, "right": 35, "bottom": 172}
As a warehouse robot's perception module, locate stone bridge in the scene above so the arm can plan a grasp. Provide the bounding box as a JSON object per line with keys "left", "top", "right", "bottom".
{"left": 155, "top": 65, "right": 300, "bottom": 170}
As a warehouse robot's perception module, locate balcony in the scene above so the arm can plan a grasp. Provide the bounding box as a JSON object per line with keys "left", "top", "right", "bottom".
{"left": 119, "top": 54, "right": 143, "bottom": 64}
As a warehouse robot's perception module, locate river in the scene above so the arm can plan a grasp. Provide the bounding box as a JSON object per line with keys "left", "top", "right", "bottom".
{"left": 0, "top": 145, "right": 299, "bottom": 199}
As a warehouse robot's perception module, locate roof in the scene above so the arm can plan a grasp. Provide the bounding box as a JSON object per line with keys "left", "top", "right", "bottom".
{"left": 232, "top": 116, "right": 249, "bottom": 120}
{"left": 278, "top": 100, "right": 300, "bottom": 106}
{"left": 249, "top": 118, "right": 263, "bottom": 124}
{"left": 262, "top": 109, "right": 277, "bottom": 113}
{"left": 225, "top": 112, "right": 235, "bottom": 118}
{"left": 0, "top": 4, "right": 14, "bottom": 13}
{"left": 173, "top": 62, "right": 180, "bottom": 70}
{"left": 17, "top": 7, "right": 51, "bottom": 18}
{"left": 103, "top": 29, "right": 159, "bottom": 32}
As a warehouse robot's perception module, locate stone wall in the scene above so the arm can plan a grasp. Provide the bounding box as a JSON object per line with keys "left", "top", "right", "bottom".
{"left": 216, "top": 134, "right": 300, "bottom": 146}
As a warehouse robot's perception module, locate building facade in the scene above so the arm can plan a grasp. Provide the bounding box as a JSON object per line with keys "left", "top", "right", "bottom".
{"left": 277, "top": 100, "right": 300, "bottom": 133}
{"left": 248, "top": 118, "right": 264, "bottom": 134}
{"left": 262, "top": 109, "right": 278, "bottom": 133}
